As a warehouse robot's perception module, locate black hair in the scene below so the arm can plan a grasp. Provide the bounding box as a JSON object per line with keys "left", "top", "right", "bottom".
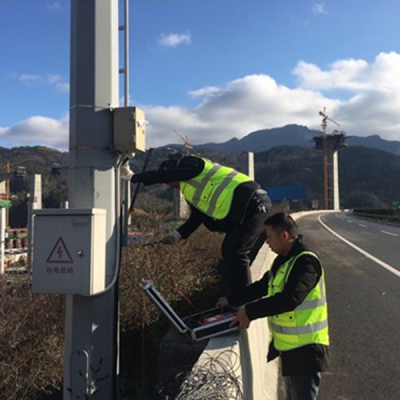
{"left": 168, "top": 152, "right": 183, "bottom": 161}
{"left": 158, "top": 152, "right": 184, "bottom": 171}
{"left": 264, "top": 212, "right": 299, "bottom": 240}
{"left": 158, "top": 159, "right": 179, "bottom": 171}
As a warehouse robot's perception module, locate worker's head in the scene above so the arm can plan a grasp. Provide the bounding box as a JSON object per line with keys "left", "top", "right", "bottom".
{"left": 158, "top": 155, "right": 182, "bottom": 189}
{"left": 158, "top": 151, "right": 183, "bottom": 171}
{"left": 158, "top": 159, "right": 179, "bottom": 171}
{"left": 264, "top": 212, "right": 299, "bottom": 256}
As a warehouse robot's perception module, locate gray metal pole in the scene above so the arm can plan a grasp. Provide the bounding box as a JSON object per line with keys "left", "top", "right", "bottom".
{"left": 121, "top": 0, "right": 131, "bottom": 244}
{"left": 123, "top": 0, "right": 129, "bottom": 108}
{"left": 65, "top": 1, "right": 120, "bottom": 399}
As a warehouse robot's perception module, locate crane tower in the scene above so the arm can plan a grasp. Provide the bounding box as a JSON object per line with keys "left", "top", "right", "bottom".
{"left": 313, "top": 108, "right": 347, "bottom": 210}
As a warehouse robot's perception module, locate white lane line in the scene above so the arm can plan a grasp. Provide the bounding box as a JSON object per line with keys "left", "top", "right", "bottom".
{"left": 358, "top": 224, "right": 367, "bottom": 228}
{"left": 318, "top": 215, "right": 400, "bottom": 278}
{"left": 347, "top": 220, "right": 353, "bottom": 223}
{"left": 381, "top": 230, "right": 399, "bottom": 237}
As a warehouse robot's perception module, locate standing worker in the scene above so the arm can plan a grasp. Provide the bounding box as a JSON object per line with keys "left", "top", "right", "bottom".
{"left": 217, "top": 212, "right": 330, "bottom": 399}
{"left": 121, "top": 153, "right": 271, "bottom": 292}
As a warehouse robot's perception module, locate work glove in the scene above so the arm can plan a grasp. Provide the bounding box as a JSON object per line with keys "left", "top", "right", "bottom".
{"left": 121, "top": 160, "right": 134, "bottom": 181}
{"left": 161, "top": 230, "right": 182, "bottom": 245}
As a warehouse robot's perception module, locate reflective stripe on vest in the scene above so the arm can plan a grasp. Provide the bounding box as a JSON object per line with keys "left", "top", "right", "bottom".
{"left": 180, "top": 158, "right": 252, "bottom": 220}
{"left": 270, "top": 319, "right": 328, "bottom": 335}
{"left": 267, "top": 251, "right": 329, "bottom": 351}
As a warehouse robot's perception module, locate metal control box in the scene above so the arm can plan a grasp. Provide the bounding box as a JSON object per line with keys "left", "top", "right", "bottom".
{"left": 113, "top": 106, "right": 146, "bottom": 153}
{"left": 32, "top": 209, "right": 106, "bottom": 296}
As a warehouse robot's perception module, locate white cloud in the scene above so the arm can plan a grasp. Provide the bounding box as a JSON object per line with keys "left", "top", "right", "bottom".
{"left": 46, "top": 2, "right": 63, "bottom": 11}
{"left": 294, "top": 58, "right": 370, "bottom": 91}
{"left": 4, "top": 52, "right": 400, "bottom": 151}
{"left": 0, "top": 115, "right": 69, "bottom": 150}
{"left": 312, "top": 3, "right": 327, "bottom": 14}
{"left": 18, "top": 73, "right": 69, "bottom": 93}
{"left": 158, "top": 32, "right": 191, "bottom": 48}
{"left": 144, "top": 74, "right": 339, "bottom": 148}
{"left": 189, "top": 86, "right": 221, "bottom": 99}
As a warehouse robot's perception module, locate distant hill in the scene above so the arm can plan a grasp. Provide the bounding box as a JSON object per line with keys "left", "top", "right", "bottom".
{"left": 2, "top": 136, "right": 400, "bottom": 227}
{"left": 194, "top": 124, "right": 400, "bottom": 156}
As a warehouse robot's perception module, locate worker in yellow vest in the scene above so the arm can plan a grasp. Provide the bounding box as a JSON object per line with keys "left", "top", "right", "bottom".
{"left": 121, "top": 153, "right": 271, "bottom": 292}
{"left": 217, "top": 212, "right": 329, "bottom": 399}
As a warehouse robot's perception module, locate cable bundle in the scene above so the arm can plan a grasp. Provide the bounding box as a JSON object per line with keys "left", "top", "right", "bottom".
{"left": 173, "top": 350, "right": 244, "bottom": 400}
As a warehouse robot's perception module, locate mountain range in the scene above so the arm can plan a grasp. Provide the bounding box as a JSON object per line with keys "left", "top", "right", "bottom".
{"left": 2, "top": 123, "right": 400, "bottom": 227}
{"left": 192, "top": 124, "right": 400, "bottom": 156}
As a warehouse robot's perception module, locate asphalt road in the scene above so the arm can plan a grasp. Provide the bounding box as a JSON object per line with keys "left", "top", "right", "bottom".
{"left": 297, "top": 212, "right": 400, "bottom": 400}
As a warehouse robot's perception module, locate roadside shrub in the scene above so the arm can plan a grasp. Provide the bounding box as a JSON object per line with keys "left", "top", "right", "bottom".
{"left": 119, "top": 216, "right": 223, "bottom": 399}
{"left": 0, "top": 276, "right": 64, "bottom": 400}
{"left": 0, "top": 215, "right": 223, "bottom": 400}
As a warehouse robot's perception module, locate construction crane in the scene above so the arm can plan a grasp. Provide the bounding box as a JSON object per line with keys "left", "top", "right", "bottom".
{"left": 318, "top": 108, "right": 341, "bottom": 209}
{"left": 173, "top": 130, "right": 193, "bottom": 156}
{"left": 319, "top": 108, "right": 341, "bottom": 136}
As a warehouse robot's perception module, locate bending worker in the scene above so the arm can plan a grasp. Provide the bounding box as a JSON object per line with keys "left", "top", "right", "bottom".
{"left": 121, "top": 153, "right": 271, "bottom": 292}
{"left": 217, "top": 212, "right": 330, "bottom": 399}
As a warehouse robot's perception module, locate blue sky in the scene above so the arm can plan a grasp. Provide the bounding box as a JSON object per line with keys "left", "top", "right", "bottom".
{"left": 1, "top": 0, "right": 400, "bottom": 150}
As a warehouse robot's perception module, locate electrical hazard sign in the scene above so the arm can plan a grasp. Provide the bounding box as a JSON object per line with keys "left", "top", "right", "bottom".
{"left": 46, "top": 236, "right": 73, "bottom": 264}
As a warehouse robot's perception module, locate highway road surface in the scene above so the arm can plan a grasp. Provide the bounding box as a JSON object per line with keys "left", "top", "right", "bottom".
{"left": 298, "top": 212, "right": 400, "bottom": 400}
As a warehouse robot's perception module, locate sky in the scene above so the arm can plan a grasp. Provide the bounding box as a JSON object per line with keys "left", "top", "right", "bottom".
{"left": 1, "top": 0, "right": 400, "bottom": 151}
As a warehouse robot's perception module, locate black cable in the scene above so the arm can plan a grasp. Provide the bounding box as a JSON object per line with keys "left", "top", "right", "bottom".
{"left": 158, "top": 350, "right": 244, "bottom": 400}
{"left": 128, "top": 147, "right": 154, "bottom": 218}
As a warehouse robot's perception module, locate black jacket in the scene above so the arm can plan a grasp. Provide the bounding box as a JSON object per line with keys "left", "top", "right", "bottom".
{"left": 227, "top": 240, "right": 329, "bottom": 376}
{"left": 132, "top": 156, "right": 264, "bottom": 238}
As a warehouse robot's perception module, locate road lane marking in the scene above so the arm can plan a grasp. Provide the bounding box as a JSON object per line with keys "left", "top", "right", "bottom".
{"left": 318, "top": 215, "right": 400, "bottom": 278}
{"left": 381, "top": 230, "right": 399, "bottom": 237}
{"left": 358, "top": 224, "right": 367, "bottom": 228}
{"left": 347, "top": 220, "right": 353, "bottom": 223}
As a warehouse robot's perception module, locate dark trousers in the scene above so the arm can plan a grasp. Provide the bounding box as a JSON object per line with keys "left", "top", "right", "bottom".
{"left": 220, "top": 209, "right": 268, "bottom": 293}
{"left": 284, "top": 372, "right": 322, "bottom": 400}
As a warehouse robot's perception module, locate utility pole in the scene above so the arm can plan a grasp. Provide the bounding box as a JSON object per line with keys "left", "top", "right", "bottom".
{"left": 119, "top": 0, "right": 131, "bottom": 244}
{"left": 65, "top": 1, "right": 120, "bottom": 398}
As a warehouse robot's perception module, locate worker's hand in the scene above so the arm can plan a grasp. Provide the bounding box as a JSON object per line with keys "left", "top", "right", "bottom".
{"left": 216, "top": 297, "right": 230, "bottom": 310}
{"left": 229, "top": 306, "right": 251, "bottom": 330}
{"left": 121, "top": 160, "right": 134, "bottom": 181}
{"left": 161, "top": 230, "right": 182, "bottom": 245}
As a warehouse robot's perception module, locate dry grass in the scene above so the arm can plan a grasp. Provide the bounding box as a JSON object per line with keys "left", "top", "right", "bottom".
{"left": 0, "top": 277, "right": 65, "bottom": 400}
{"left": 0, "top": 215, "right": 223, "bottom": 400}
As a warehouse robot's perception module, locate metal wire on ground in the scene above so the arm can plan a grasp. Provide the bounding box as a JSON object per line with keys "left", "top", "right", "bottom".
{"left": 172, "top": 350, "right": 244, "bottom": 400}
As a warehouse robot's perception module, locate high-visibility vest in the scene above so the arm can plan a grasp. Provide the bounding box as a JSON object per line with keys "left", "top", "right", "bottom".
{"left": 179, "top": 158, "right": 252, "bottom": 220}
{"left": 267, "top": 251, "right": 329, "bottom": 351}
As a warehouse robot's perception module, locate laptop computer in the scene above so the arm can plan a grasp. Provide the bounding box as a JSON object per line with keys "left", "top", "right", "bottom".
{"left": 139, "top": 279, "right": 239, "bottom": 341}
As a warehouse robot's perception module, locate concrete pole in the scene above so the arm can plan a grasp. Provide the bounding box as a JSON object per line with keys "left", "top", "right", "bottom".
{"left": 247, "top": 152, "right": 255, "bottom": 180}
{"left": 65, "top": 1, "right": 119, "bottom": 399}
{"left": 173, "top": 190, "right": 189, "bottom": 219}
{"left": 332, "top": 150, "right": 340, "bottom": 210}
{"left": 0, "top": 208, "right": 5, "bottom": 274}
{"left": 27, "top": 174, "right": 42, "bottom": 271}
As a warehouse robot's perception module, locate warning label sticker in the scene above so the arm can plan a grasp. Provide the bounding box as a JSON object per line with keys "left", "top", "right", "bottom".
{"left": 46, "top": 236, "right": 73, "bottom": 264}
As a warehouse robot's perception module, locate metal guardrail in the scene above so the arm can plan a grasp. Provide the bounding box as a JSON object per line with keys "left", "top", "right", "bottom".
{"left": 352, "top": 211, "right": 400, "bottom": 224}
